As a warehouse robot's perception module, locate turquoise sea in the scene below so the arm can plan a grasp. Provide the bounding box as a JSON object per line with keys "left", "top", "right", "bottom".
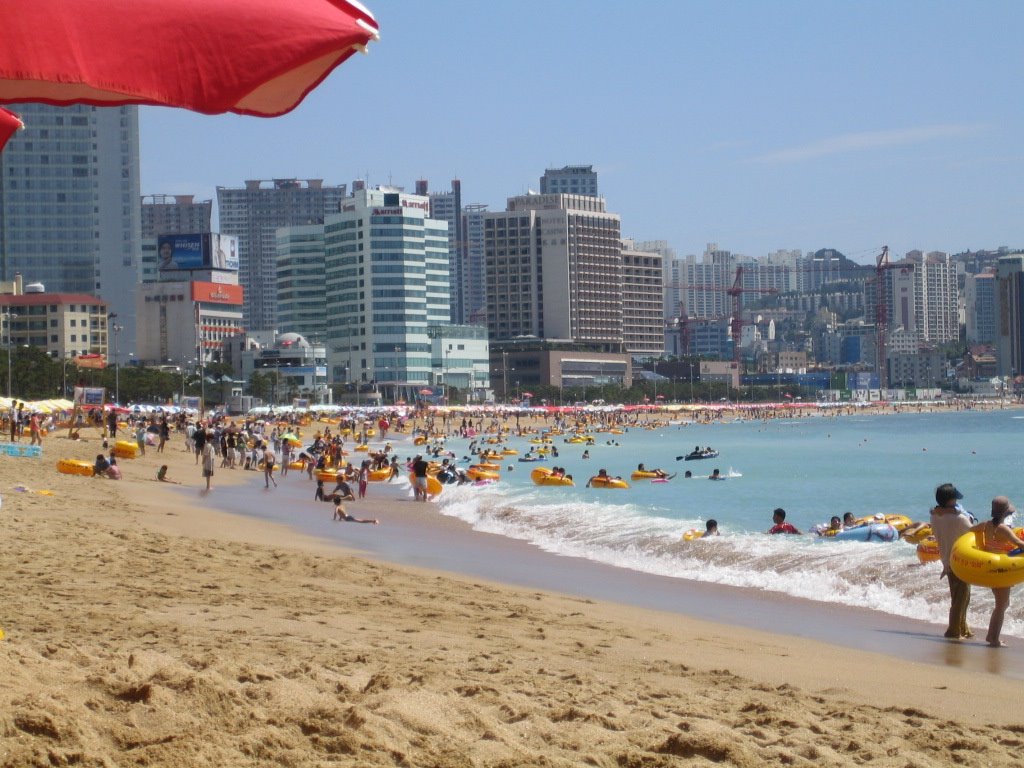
{"left": 430, "top": 407, "right": 1024, "bottom": 638}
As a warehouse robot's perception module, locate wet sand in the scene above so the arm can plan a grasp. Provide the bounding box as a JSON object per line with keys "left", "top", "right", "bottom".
{"left": 198, "top": 464, "right": 1024, "bottom": 680}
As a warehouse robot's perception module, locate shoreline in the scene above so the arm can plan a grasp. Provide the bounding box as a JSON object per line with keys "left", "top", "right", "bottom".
{"left": 4, "top": 422, "right": 1024, "bottom": 764}
{"left": 188, "top": 456, "right": 1024, "bottom": 680}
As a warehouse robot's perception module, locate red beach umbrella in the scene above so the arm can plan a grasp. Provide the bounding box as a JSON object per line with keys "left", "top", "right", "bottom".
{"left": 419, "top": 388, "right": 434, "bottom": 396}
{"left": 0, "top": 107, "right": 22, "bottom": 151}
{"left": 0, "top": 0, "right": 379, "bottom": 117}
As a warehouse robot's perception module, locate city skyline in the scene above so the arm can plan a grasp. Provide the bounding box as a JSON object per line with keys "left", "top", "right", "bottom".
{"left": 138, "top": 1, "right": 1024, "bottom": 264}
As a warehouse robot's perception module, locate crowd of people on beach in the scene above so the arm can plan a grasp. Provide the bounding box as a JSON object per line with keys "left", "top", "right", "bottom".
{"left": 14, "top": 398, "right": 1024, "bottom": 647}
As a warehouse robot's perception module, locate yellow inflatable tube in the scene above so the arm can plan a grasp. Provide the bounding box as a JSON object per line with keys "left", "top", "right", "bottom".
{"left": 916, "top": 535, "right": 940, "bottom": 564}
{"left": 530, "top": 467, "right": 574, "bottom": 487}
{"left": 903, "top": 524, "right": 933, "bottom": 544}
{"left": 588, "top": 476, "right": 630, "bottom": 489}
{"left": 112, "top": 440, "right": 139, "bottom": 459}
{"left": 950, "top": 531, "right": 1024, "bottom": 588}
{"left": 57, "top": 458, "right": 94, "bottom": 476}
{"left": 630, "top": 471, "right": 662, "bottom": 480}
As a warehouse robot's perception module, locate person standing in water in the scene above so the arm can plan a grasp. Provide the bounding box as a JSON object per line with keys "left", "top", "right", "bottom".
{"left": 968, "top": 496, "right": 1024, "bottom": 647}
{"left": 930, "top": 483, "right": 975, "bottom": 640}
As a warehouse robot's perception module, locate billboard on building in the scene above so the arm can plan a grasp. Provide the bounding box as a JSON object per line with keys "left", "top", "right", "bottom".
{"left": 191, "top": 281, "right": 243, "bottom": 305}
{"left": 210, "top": 234, "right": 240, "bottom": 270}
{"left": 158, "top": 234, "right": 239, "bottom": 272}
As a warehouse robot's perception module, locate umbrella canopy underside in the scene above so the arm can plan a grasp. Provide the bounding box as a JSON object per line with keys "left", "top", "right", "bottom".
{"left": 0, "top": 0, "right": 379, "bottom": 117}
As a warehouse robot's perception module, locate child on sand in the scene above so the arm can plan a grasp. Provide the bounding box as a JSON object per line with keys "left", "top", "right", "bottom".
{"left": 156, "top": 465, "right": 181, "bottom": 484}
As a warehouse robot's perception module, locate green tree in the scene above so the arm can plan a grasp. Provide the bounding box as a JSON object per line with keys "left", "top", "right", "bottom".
{"left": 249, "top": 371, "right": 274, "bottom": 402}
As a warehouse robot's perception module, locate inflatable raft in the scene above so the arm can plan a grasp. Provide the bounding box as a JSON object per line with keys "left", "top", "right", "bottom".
{"left": 815, "top": 528, "right": 897, "bottom": 544}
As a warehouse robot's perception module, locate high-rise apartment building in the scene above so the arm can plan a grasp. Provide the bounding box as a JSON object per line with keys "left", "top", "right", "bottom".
{"left": 0, "top": 103, "right": 141, "bottom": 352}
{"left": 675, "top": 246, "right": 736, "bottom": 320}
{"left": 484, "top": 193, "right": 622, "bottom": 348}
{"left": 421, "top": 179, "right": 463, "bottom": 323}
{"left": 324, "top": 187, "right": 450, "bottom": 387}
{"left": 462, "top": 204, "right": 489, "bottom": 324}
{"left": 633, "top": 240, "right": 677, "bottom": 321}
{"left": 275, "top": 224, "right": 327, "bottom": 344}
{"left": 965, "top": 270, "right": 997, "bottom": 344}
{"left": 621, "top": 240, "right": 665, "bottom": 357}
{"left": 216, "top": 178, "right": 347, "bottom": 331}
{"left": 905, "top": 250, "right": 959, "bottom": 344}
{"left": 141, "top": 194, "right": 212, "bottom": 238}
{"left": 996, "top": 254, "right": 1024, "bottom": 377}
{"left": 539, "top": 165, "right": 598, "bottom": 197}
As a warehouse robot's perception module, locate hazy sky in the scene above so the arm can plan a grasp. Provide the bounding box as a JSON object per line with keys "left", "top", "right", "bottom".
{"left": 140, "top": 1, "right": 1023, "bottom": 264}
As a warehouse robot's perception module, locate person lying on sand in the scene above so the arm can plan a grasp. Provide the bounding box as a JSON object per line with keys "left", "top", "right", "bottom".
{"left": 332, "top": 498, "right": 378, "bottom": 524}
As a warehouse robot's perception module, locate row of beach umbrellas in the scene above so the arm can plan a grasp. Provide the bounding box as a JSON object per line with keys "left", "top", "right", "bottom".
{"left": 0, "top": 397, "right": 74, "bottom": 414}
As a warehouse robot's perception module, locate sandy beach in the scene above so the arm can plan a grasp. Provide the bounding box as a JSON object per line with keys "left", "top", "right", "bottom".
{"left": 3, "top": 420, "right": 1024, "bottom": 767}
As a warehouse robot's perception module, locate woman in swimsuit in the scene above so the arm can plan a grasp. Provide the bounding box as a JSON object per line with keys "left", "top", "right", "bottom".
{"left": 969, "top": 496, "right": 1024, "bottom": 647}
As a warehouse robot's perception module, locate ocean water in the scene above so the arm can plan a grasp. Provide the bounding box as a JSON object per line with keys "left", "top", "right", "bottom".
{"left": 430, "top": 407, "right": 1024, "bottom": 637}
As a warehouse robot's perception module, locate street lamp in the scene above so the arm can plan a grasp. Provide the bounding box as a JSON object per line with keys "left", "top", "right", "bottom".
{"left": 4, "top": 311, "right": 17, "bottom": 398}
{"left": 108, "top": 312, "right": 122, "bottom": 404}
{"left": 393, "top": 345, "right": 401, "bottom": 405}
{"left": 444, "top": 345, "right": 451, "bottom": 404}
{"left": 62, "top": 354, "right": 72, "bottom": 398}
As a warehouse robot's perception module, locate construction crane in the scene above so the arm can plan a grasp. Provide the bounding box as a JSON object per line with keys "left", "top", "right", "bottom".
{"left": 872, "top": 246, "right": 904, "bottom": 389}
{"left": 676, "top": 266, "right": 778, "bottom": 369}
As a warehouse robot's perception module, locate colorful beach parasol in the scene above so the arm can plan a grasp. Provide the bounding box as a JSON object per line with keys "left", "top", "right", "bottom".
{"left": 0, "top": 106, "right": 23, "bottom": 151}
{"left": 0, "top": 0, "right": 379, "bottom": 118}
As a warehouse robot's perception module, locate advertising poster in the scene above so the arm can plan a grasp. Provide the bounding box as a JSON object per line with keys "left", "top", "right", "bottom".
{"left": 158, "top": 233, "right": 239, "bottom": 272}
{"left": 73, "top": 386, "right": 106, "bottom": 406}
{"left": 210, "top": 234, "right": 239, "bottom": 271}
{"left": 157, "top": 234, "right": 204, "bottom": 271}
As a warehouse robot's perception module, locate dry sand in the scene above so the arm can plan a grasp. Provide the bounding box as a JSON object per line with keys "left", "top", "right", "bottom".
{"left": 2, "top": 424, "right": 1024, "bottom": 767}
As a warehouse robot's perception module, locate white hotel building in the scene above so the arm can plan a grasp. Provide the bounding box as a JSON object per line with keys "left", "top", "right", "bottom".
{"left": 324, "top": 187, "right": 452, "bottom": 388}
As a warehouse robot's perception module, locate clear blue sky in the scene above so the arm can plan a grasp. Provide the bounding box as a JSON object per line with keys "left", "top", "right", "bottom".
{"left": 140, "top": 1, "right": 1023, "bottom": 264}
